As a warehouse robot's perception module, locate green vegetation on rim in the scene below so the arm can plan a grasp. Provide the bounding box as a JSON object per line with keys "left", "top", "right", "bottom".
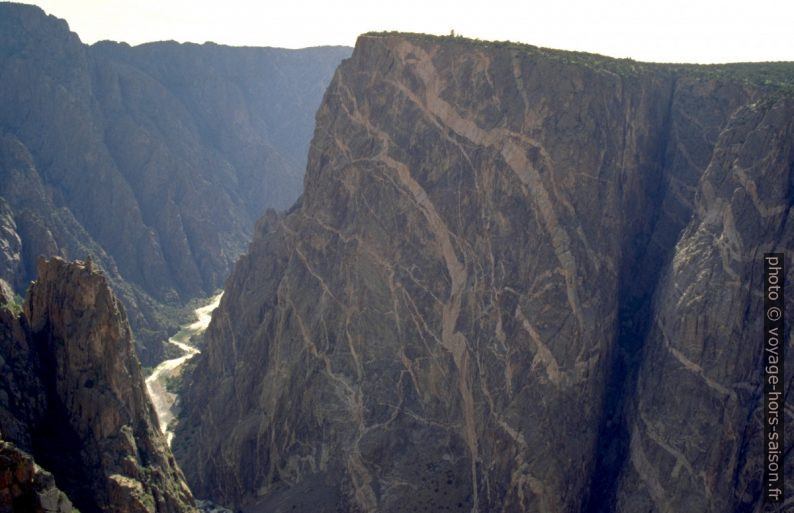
{"left": 0, "top": 295, "right": 23, "bottom": 316}
{"left": 362, "top": 31, "right": 794, "bottom": 93}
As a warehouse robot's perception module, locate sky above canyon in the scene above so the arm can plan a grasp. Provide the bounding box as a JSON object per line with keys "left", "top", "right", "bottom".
{"left": 14, "top": 0, "right": 794, "bottom": 63}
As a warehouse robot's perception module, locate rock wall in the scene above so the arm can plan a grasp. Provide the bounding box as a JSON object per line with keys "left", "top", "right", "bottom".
{"left": 0, "top": 440, "right": 74, "bottom": 513}
{"left": 0, "top": 258, "right": 196, "bottom": 513}
{"left": 0, "top": 3, "right": 350, "bottom": 363}
{"left": 175, "top": 34, "right": 793, "bottom": 512}
{"left": 614, "top": 98, "right": 794, "bottom": 513}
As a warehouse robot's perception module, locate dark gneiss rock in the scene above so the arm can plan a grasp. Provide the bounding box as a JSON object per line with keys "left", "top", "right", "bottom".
{"left": 0, "top": 440, "right": 74, "bottom": 513}
{"left": 614, "top": 98, "right": 794, "bottom": 513}
{"left": 175, "top": 34, "right": 793, "bottom": 512}
{"left": 0, "top": 257, "right": 196, "bottom": 513}
{"left": 0, "top": 3, "right": 350, "bottom": 364}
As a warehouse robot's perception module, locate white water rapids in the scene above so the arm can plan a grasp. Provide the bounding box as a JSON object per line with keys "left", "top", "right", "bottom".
{"left": 145, "top": 292, "right": 223, "bottom": 445}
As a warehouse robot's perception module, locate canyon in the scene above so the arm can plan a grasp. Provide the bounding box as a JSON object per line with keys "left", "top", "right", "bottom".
{"left": 0, "top": 257, "right": 196, "bottom": 513}
{"left": 0, "top": 5, "right": 792, "bottom": 513}
{"left": 146, "top": 293, "right": 222, "bottom": 446}
{"left": 0, "top": 3, "right": 350, "bottom": 365}
{"left": 174, "top": 34, "right": 793, "bottom": 512}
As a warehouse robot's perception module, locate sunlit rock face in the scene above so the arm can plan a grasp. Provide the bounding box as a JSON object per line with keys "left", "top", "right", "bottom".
{"left": 175, "top": 33, "right": 793, "bottom": 512}
{"left": 0, "top": 258, "right": 197, "bottom": 513}
{"left": 0, "top": 3, "right": 350, "bottom": 365}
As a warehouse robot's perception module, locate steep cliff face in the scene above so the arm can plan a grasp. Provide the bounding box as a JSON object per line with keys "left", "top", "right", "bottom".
{"left": 175, "top": 33, "right": 793, "bottom": 512}
{"left": 0, "top": 257, "right": 196, "bottom": 513}
{"left": 0, "top": 3, "right": 350, "bottom": 364}
{"left": 614, "top": 98, "right": 794, "bottom": 513}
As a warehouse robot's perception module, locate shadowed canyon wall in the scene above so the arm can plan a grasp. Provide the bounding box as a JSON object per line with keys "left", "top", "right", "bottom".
{"left": 0, "top": 3, "right": 350, "bottom": 364}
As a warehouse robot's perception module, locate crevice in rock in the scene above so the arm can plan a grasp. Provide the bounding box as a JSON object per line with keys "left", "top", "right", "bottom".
{"left": 29, "top": 325, "right": 101, "bottom": 513}
{"left": 583, "top": 77, "right": 681, "bottom": 513}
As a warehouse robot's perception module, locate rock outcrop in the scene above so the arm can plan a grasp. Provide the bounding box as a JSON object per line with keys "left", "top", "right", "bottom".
{"left": 0, "top": 440, "right": 74, "bottom": 513}
{"left": 613, "top": 98, "right": 794, "bottom": 513}
{"left": 0, "top": 3, "right": 350, "bottom": 364}
{"left": 175, "top": 34, "right": 793, "bottom": 512}
{"left": 0, "top": 257, "right": 196, "bottom": 513}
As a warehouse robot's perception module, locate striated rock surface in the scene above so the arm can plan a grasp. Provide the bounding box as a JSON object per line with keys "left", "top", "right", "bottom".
{"left": 0, "top": 3, "right": 350, "bottom": 364}
{"left": 614, "top": 98, "right": 794, "bottom": 512}
{"left": 0, "top": 257, "right": 196, "bottom": 513}
{"left": 176, "top": 34, "right": 793, "bottom": 512}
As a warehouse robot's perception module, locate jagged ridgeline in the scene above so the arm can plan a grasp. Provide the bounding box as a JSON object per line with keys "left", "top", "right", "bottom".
{"left": 0, "top": 3, "right": 350, "bottom": 365}
{"left": 0, "top": 257, "right": 196, "bottom": 513}
{"left": 174, "top": 33, "right": 794, "bottom": 512}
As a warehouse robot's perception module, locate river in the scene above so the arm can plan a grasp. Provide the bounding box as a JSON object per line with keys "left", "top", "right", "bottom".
{"left": 145, "top": 292, "right": 223, "bottom": 445}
